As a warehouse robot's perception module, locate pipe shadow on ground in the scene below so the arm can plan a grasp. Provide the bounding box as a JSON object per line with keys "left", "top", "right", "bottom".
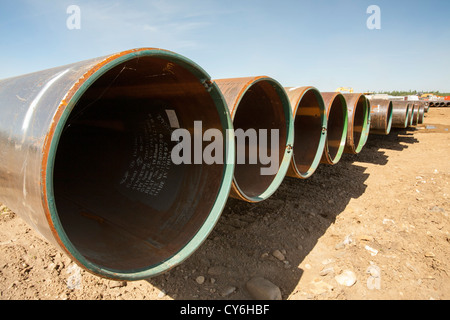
{"left": 144, "top": 125, "right": 424, "bottom": 300}
{"left": 345, "top": 128, "right": 419, "bottom": 166}
{"left": 147, "top": 124, "right": 426, "bottom": 300}
{"left": 144, "top": 125, "right": 422, "bottom": 300}
{"left": 145, "top": 156, "right": 371, "bottom": 300}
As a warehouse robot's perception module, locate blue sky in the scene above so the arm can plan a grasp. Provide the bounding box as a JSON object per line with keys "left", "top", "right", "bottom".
{"left": 0, "top": 0, "right": 449, "bottom": 92}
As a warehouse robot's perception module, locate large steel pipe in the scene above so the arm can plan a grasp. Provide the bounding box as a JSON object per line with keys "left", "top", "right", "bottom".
{"left": 415, "top": 101, "right": 427, "bottom": 114}
{"left": 0, "top": 48, "right": 235, "bottom": 280}
{"left": 342, "top": 94, "right": 370, "bottom": 154}
{"left": 418, "top": 105, "right": 425, "bottom": 124}
{"left": 284, "top": 86, "right": 327, "bottom": 178}
{"left": 320, "top": 92, "right": 348, "bottom": 165}
{"left": 214, "top": 77, "right": 294, "bottom": 202}
{"left": 412, "top": 103, "right": 424, "bottom": 125}
{"left": 391, "top": 101, "right": 410, "bottom": 128}
{"left": 369, "top": 99, "right": 393, "bottom": 135}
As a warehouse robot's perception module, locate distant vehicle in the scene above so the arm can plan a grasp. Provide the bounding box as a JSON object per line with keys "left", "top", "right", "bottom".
{"left": 421, "top": 93, "right": 436, "bottom": 100}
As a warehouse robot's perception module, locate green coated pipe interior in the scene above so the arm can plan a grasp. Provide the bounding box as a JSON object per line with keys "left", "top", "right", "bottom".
{"left": 291, "top": 88, "right": 327, "bottom": 177}
{"left": 353, "top": 96, "right": 370, "bottom": 153}
{"left": 404, "top": 106, "right": 410, "bottom": 128}
{"left": 326, "top": 94, "right": 348, "bottom": 164}
{"left": 232, "top": 79, "right": 294, "bottom": 202}
{"left": 409, "top": 106, "right": 415, "bottom": 126}
{"left": 46, "top": 51, "right": 234, "bottom": 280}
{"left": 386, "top": 101, "right": 393, "bottom": 134}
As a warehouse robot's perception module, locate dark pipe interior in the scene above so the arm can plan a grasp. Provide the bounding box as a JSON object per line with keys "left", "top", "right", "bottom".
{"left": 232, "top": 81, "right": 287, "bottom": 198}
{"left": 53, "top": 56, "right": 224, "bottom": 271}
{"left": 326, "top": 95, "right": 346, "bottom": 161}
{"left": 292, "top": 90, "right": 323, "bottom": 174}
{"left": 352, "top": 96, "right": 366, "bottom": 149}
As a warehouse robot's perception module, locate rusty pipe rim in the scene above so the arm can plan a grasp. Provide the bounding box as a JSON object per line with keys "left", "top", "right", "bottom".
{"left": 284, "top": 86, "right": 327, "bottom": 178}
{"left": 412, "top": 104, "right": 420, "bottom": 125}
{"left": 418, "top": 105, "right": 425, "bottom": 124}
{"left": 42, "top": 48, "right": 235, "bottom": 280}
{"left": 403, "top": 105, "right": 410, "bottom": 128}
{"left": 214, "top": 77, "right": 294, "bottom": 202}
{"left": 408, "top": 105, "right": 415, "bottom": 126}
{"left": 361, "top": 98, "right": 371, "bottom": 146}
{"left": 320, "top": 92, "right": 348, "bottom": 165}
{"left": 343, "top": 94, "right": 370, "bottom": 154}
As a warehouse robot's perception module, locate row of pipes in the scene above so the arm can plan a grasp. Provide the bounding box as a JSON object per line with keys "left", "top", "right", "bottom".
{"left": 427, "top": 101, "right": 450, "bottom": 107}
{"left": 0, "top": 48, "right": 429, "bottom": 281}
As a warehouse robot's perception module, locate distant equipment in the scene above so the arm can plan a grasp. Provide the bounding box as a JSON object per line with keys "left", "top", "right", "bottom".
{"left": 336, "top": 87, "right": 354, "bottom": 93}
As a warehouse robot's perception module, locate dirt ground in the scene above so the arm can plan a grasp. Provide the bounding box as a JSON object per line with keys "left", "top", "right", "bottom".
{"left": 1, "top": 107, "right": 449, "bottom": 301}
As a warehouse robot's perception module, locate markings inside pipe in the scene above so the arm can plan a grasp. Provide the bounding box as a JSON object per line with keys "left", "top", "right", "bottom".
{"left": 171, "top": 122, "right": 281, "bottom": 176}
{"left": 120, "top": 112, "right": 173, "bottom": 198}
{"left": 165, "top": 109, "right": 180, "bottom": 128}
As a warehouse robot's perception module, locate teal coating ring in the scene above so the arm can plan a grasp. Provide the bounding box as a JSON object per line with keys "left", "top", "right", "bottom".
{"left": 231, "top": 77, "right": 295, "bottom": 203}
{"left": 44, "top": 48, "right": 235, "bottom": 280}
